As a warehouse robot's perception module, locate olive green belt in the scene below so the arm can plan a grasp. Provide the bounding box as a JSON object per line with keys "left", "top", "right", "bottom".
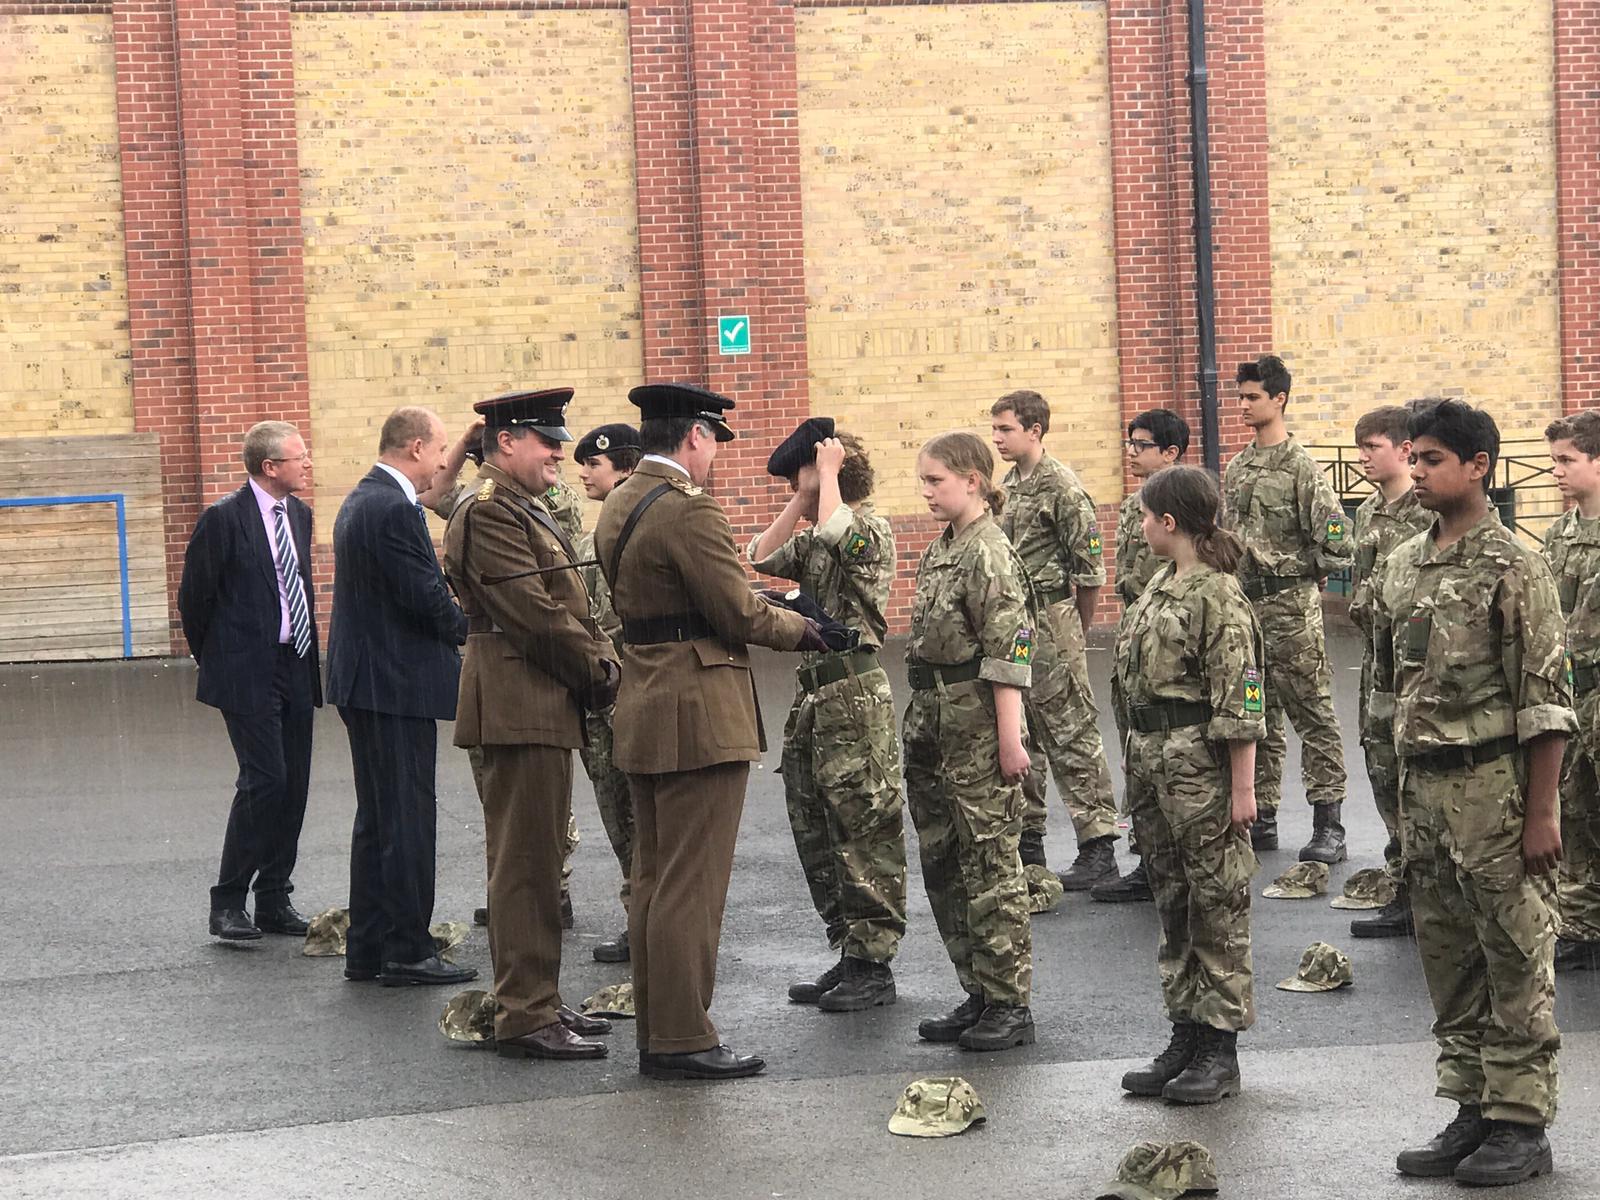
{"left": 1241, "top": 575, "right": 1310, "bottom": 601}
{"left": 905, "top": 657, "right": 983, "bottom": 691}
{"left": 1572, "top": 661, "right": 1600, "bottom": 696}
{"left": 1126, "top": 700, "right": 1212, "bottom": 733}
{"left": 1034, "top": 583, "right": 1072, "bottom": 608}
{"left": 797, "top": 649, "right": 881, "bottom": 694}
{"left": 1402, "top": 735, "right": 1518, "bottom": 774}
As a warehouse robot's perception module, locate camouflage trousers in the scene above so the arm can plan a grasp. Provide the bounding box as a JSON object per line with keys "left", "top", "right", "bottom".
{"left": 468, "top": 744, "right": 578, "bottom": 890}
{"left": 1556, "top": 690, "right": 1600, "bottom": 942}
{"left": 1022, "top": 598, "right": 1120, "bottom": 845}
{"left": 1126, "top": 726, "right": 1257, "bottom": 1031}
{"left": 579, "top": 707, "right": 634, "bottom": 913}
{"left": 903, "top": 682, "right": 1033, "bottom": 1005}
{"left": 1359, "top": 649, "right": 1403, "bottom": 877}
{"left": 1401, "top": 759, "right": 1560, "bottom": 1127}
{"left": 779, "top": 666, "right": 908, "bottom": 963}
{"left": 1253, "top": 585, "right": 1347, "bottom": 815}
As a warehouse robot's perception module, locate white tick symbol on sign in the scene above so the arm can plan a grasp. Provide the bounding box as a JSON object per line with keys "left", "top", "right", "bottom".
{"left": 723, "top": 321, "right": 745, "bottom": 342}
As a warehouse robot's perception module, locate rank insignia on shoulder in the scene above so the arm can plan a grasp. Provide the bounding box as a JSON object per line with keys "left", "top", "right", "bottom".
{"left": 845, "top": 532, "right": 871, "bottom": 560}
{"left": 1009, "top": 628, "right": 1034, "bottom": 666}
{"left": 1087, "top": 531, "right": 1102, "bottom": 555}
{"left": 1243, "top": 667, "right": 1264, "bottom": 713}
{"left": 1326, "top": 513, "right": 1347, "bottom": 543}
{"left": 668, "top": 476, "right": 702, "bottom": 497}
{"left": 476, "top": 478, "right": 496, "bottom": 502}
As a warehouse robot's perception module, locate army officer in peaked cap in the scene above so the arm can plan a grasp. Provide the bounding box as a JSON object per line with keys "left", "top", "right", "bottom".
{"left": 444, "top": 387, "right": 622, "bottom": 1061}
{"left": 595, "top": 382, "right": 832, "bottom": 1081}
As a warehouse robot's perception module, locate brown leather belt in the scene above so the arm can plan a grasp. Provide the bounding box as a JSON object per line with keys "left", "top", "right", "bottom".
{"left": 622, "top": 612, "right": 716, "bottom": 645}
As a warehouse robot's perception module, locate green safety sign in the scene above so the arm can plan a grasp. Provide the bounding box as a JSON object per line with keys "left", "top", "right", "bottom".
{"left": 717, "top": 314, "right": 751, "bottom": 356}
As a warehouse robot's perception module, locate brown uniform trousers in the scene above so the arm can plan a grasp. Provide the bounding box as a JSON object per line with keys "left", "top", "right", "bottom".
{"left": 444, "top": 463, "right": 617, "bottom": 1042}
{"left": 596, "top": 459, "right": 808, "bottom": 1053}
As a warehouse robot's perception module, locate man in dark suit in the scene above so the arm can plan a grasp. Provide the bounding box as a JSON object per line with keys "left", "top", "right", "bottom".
{"left": 179, "top": 420, "right": 322, "bottom": 941}
{"left": 327, "top": 406, "right": 475, "bottom": 987}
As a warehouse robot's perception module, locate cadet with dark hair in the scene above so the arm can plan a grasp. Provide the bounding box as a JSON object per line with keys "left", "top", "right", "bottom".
{"left": 1543, "top": 409, "right": 1600, "bottom": 973}
{"left": 750, "top": 419, "right": 907, "bottom": 1013}
{"left": 990, "top": 390, "right": 1123, "bottom": 890}
{"left": 1374, "top": 400, "right": 1572, "bottom": 1186}
{"left": 1115, "top": 465, "right": 1262, "bottom": 1105}
{"left": 1347, "top": 405, "right": 1431, "bottom": 939}
{"left": 1222, "top": 355, "right": 1353, "bottom": 861}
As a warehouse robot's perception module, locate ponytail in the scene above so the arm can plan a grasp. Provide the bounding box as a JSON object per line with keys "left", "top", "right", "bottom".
{"left": 1193, "top": 526, "right": 1244, "bottom": 574}
{"left": 983, "top": 480, "right": 1007, "bottom": 517}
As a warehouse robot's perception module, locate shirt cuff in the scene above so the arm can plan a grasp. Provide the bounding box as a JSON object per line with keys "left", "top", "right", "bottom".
{"left": 1207, "top": 714, "right": 1265, "bottom": 743}
{"left": 746, "top": 532, "right": 784, "bottom": 573}
{"left": 979, "top": 658, "right": 1032, "bottom": 689}
{"left": 1070, "top": 569, "right": 1107, "bottom": 588}
{"left": 812, "top": 504, "right": 855, "bottom": 548}
{"left": 1517, "top": 704, "right": 1579, "bottom": 742}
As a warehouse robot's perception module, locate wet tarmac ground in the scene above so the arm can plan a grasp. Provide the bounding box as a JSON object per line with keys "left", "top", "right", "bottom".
{"left": 2, "top": 622, "right": 1598, "bottom": 1198}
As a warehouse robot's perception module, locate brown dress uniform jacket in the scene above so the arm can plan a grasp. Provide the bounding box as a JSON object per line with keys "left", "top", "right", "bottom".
{"left": 445, "top": 463, "right": 617, "bottom": 749}
{"left": 595, "top": 458, "right": 809, "bottom": 773}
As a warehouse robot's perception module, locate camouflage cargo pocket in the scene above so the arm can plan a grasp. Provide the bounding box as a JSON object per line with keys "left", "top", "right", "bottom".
{"left": 813, "top": 671, "right": 902, "bottom": 818}
{"left": 1446, "top": 761, "right": 1528, "bottom": 895}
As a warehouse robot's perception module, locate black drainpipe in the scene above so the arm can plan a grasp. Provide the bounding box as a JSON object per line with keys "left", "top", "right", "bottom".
{"left": 1187, "top": 0, "right": 1221, "bottom": 473}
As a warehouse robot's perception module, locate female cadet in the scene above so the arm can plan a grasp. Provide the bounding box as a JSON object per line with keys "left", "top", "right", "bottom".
{"left": 1114, "top": 465, "right": 1264, "bottom": 1105}
{"left": 903, "top": 431, "right": 1037, "bottom": 1052}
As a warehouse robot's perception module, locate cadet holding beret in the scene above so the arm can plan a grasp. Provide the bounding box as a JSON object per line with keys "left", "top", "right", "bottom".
{"left": 1114, "top": 465, "right": 1263, "bottom": 1105}
{"left": 749, "top": 419, "right": 908, "bottom": 1014}
{"left": 904, "top": 432, "right": 1036, "bottom": 1052}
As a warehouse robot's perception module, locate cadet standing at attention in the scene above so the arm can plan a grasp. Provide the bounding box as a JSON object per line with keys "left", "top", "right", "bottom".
{"left": 1542, "top": 410, "right": 1600, "bottom": 973}
{"left": 1222, "top": 355, "right": 1353, "bottom": 861}
{"left": 905, "top": 432, "right": 1037, "bottom": 1052}
{"left": 573, "top": 422, "right": 642, "bottom": 965}
{"left": 990, "top": 390, "right": 1123, "bottom": 891}
{"left": 749, "top": 419, "right": 908, "bottom": 1013}
{"left": 1114, "top": 466, "right": 1263, "bottom": 1106}
{"left": 1346, "top": 405, "right": 1431, "bottom": 939}
{"left": 1374, "top": 401, "right": 1571, "bottom": 1187}
{"left": 443, "top": 389, "right": 621, "bottom": 1061}
{"left": 595, "top": 383, "right": 826, "bottom": 1082}
{"left": 1094, "top": 407, "right": 1191, "bottom": 906}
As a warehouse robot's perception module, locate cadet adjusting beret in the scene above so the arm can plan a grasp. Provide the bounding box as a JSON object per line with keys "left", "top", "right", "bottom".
{"left": 629, "top": 382, "right": 736, "bottom": 442}
{"left": 474, "top": 387, "right": 574, "bottom": 442}
{"left": 766, "top": 417, "right": 837, "bottom": 478}
{"left": 575, "top": 423, "right": 640, "bottom": 463}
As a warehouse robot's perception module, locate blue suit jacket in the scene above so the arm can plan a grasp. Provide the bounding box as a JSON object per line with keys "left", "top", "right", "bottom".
{"left": 178, "top": 484, "right": 323, "bottom": 715}
{"left": 326, "top": 467, "right": 467, "bottom": 720}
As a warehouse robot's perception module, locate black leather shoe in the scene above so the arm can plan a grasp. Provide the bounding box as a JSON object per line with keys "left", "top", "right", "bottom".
{"left": 378, "top": 955, "right": 480, "bottom": 987}
{"left": 957, "top": 1003, "right": 1035, "bottom": 1051}
{"left": 1350, "top": 890, "right": 1414, "bottom": 939}
{"left": 343, "top": 965, "right": 379, "bottom": 982}
{"left": 473, "top": 906, "right": 489, "bottom": 927}
{"left": 1453, "top": 1121, "right": 1553, "bottom": 1186}
{"left": 1092, "top": 860, "right": 1153, "bottom": 903}
{"left": 1298, "top": 802, "right": 1348, "bottom": 864}
{"left": 255, "top": 902, "right": 311, "bottom": 936}
{"left": 558, "top": 1005, "right": 612, "bottom": 1036}
{"left": 1554, "top": 936, "right": 1600, "bottom": 972}
{"left": 594, "top": 930, "right": 630, "bottom": 963}
{"left": 641, "top": 1044, "right": 765, "bottom": 1081}
{"left": 918, "top": 992, "right": 985, "bottom": 1043}
{"left": 1058, "top": 836, "right": 1119, "bottom": 891}
{"left": 1018, "top": 829, "right": 1047, "bottom": 868}
{"left": 788, "top": 955, "right": 845, "bottom": 1005}
{"left": 1395, "top": 1104, "right": 1491, "bottom": 1177}
{"left": 1250, "top": 812, "right": 1278, "bottom": 851}
{"left": 1122, "top": 1021, "right": 1199, "bottom": 1096}
{"left": 1162, "top": 1027, "right": 1241, "bottom": 1104}
{"left": 498, "top": 1022, "right": 608, "bottom": 1060}
{"left": 209, "top": 908, "right": 263, "bottom": 941}
{"left": 817, "top": 958, "right": 897, "bottom": 1012}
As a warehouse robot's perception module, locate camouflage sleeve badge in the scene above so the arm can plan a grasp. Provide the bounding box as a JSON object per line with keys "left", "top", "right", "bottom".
{"left": 844, "top": 531, "right": 874, "bottom": 561}
{"left": 1087, "top": 530, "right": 1103, "bottom": 556}
{"left": 1009, "top": 627, "right": 1034, "bottom": 665}
{"left": 1243, "top": 667, "right": 1264, "bottom": 713}
{"left": 1325, "top": 512, "right": 1347, "bottom": 543}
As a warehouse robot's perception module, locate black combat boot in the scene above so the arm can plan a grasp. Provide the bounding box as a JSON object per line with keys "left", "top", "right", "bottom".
{"left": 1019, "top": 828, "right": 1047, "bottom": 868}
{"left": 1350, "top": 887, "right": 1413, "bottom": 939}
{"left": 818, "top": 957, "right": 897, "bottom": 1012}
{"left": 957, "top": 1003, "right": 1036, "bottom": 1051}
{"left": 1120, "top": 1021, "right": 1199, "bottom": 1096}
{"left": 1298, "top": 803, "right": 1348, "bottom": 864}
{"left": 917, "top": 992, "right": 985, "bottom": 1043}
{"left": 1453, "top": 1120, "right": 1554, "bottom": 1186}
{"left": 1394, "top": 1104, "right": 1491, "bottom": 1177}
{"left": 1554, "top": 935, "right": 1600, "bottom": 972}
{"left": 594, "top": 929, "right": 630, "bottom": 963}
{"left": 1058, "top": 835, "right": 1119, "bottom": 891}
{"left": 1092, "top": 859, "right": 1153, "bottom": 903}
{"left": 1161, "top": 1027, "right": 1240, "bottom": 1104}
{"left": 1250, "top": 812, "right": 1278, "bottom": 851}
{"left": 473, "top": 906, "right": 490, "bottom": 927}
{"left": 788, "top": 954, "right": 846, "bottom": 1004}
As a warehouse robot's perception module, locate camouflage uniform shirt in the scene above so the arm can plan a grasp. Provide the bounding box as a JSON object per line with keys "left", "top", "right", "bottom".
{"left": 1222, "top": 435, "right": 1353, "bottom": 582}
{"left": 908, "top": 513, "right": 1034, "bottom": 688}
{"left": 1543, "top": 509, "right": 1600, "bottom": 667}
{"left": 748, "top": 501, "right": 893, "bottom": 657}
{"left": 999, "top": 453, "right": 1105, "bottom": 601}
{"left": 1115, "top": 489, "right": 1164, "bottom": 607}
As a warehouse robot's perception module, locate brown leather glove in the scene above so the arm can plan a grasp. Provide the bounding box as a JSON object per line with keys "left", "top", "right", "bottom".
{"left": 794, "top": 619, "right": 831, "bottom": 653}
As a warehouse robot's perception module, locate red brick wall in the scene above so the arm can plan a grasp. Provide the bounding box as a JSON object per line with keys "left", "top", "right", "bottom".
{"left": 1557, "top": 0, "right": 1600, "bottom": 415}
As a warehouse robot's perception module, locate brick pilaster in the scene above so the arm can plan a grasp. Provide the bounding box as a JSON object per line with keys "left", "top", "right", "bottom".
{"left": 1557, "top": 0, "right": 1600, "bottom": 414}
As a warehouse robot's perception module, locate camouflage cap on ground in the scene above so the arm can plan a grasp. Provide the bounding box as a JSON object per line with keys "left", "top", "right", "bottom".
{"left": 581, "top": 981, "right": 636, "bottom": 1019}
{"left": 302, "top": 907, "right": 349, "bottom": 957}
{"left": 430, "top": 921, "right": 470, "bottom": 962}
{"left": 439, "top": 989, "right": 499, "bottom": 1043}
{"left": 888, "top": 1076, "right": 986, "bottom": 1138}
{"left": 1329, "top": 867, "right": 1399, "bottom": 910}
{"left": 1024, "top": 863, "right": 1065, "bottom": 914}
{"left": 1276, "top": 941, "right": 1355, "bottom": 992}
{"left": 1261, "top": 860, "right": 1329, "bottom": 899}
{"left": 1096, "top": 1140, "right": 1219, "bottom": 1200}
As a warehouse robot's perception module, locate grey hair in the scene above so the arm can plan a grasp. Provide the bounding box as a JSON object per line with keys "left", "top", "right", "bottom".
{"left": 242, "top": 421, "right": 300, "bottom": 476}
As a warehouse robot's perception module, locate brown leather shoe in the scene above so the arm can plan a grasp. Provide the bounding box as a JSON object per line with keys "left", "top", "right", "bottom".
{"left": 497, "top": 1022, "right": 608, "bottom": 1060}
{"left": 558, "top": 1004, "right": 612, "bottom": 1036}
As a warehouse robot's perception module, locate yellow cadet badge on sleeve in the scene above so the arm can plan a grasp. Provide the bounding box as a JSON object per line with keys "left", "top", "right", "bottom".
{"left": 1326, "top": 512, "right": 1347, "bottom": 543}
{"left": 1009, "top": 627, "right": 1034, "bottom": 665}
{"left": 845, "top": 531, "right": 871, "bottom": 560}
{"left": 1243, "top": 667, "right": 1264, "bottom": 713}
{"left": 1088, "top": 531, "right": 1102, "bottom": 555}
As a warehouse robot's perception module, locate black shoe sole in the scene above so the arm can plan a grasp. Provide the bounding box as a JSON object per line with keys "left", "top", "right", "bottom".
{"left": 593, "top": 949, "right": 631, "bottom": 964}
{"left": 344, "top": 970, "right": 379, "bottom": 982}
{"left": 1298, "top": 849, "right": 1349, "bottom": 864}
{"left": 641, "top": 1061, "right": 765, "bottom": 1081}
{"left": 958, "top": 1025, "right": 1036, "bottom": 1051}
{"left": 818, "top": 986, "right": 897, "bottom": 1013}
{"left": 210, "top": 927, "right": 263, "bottom": 941}
{"left": 1395, "top": 1155, "right": 1472, "bottom": 1179}
{"left": 1454, "top": 1146, "right": 1553, "bottom": 1187}
{"left": 1350, "top": 921, "right": 1414, "bottom": 939}
{"left": 379, "top": 972, "right": 478, "bottom": 987}
{"left": 1058, "top": 873, "right": 1119, "bottom": 893}
{"left": 256, "top": 924, "right": 309, "bottom": 937}
{"left": 917, "top": 1024, "right": 972, "bottom": 1043}
{"left": 497, "top": 1042, "right": 608, "bottom": 1061}
{"left": 1121, "top": 1074, "right": 1178, "bottom": 1097}
{"left": 1162, "top": 1078, "right": 1241, "bottom": 1105}
{"left": 1092, "top": 887, "right": 1154, "bottom": 904}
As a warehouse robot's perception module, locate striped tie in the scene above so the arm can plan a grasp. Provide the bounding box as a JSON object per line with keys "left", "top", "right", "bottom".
{"left": 272, "top": 502, "right": 313, "bottom": 658}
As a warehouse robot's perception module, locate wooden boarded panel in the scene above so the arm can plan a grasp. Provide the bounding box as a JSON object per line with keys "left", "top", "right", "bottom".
{"left": 0, "top": 433, "right": 167, "bottom": 662}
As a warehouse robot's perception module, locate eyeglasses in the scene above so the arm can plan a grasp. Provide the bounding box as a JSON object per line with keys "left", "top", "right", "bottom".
{"left": 266, "top": 454, "right": 313, "bottom": 465}
{"left": 1124, "top": 439, "right": 1159, "bottom": 453}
